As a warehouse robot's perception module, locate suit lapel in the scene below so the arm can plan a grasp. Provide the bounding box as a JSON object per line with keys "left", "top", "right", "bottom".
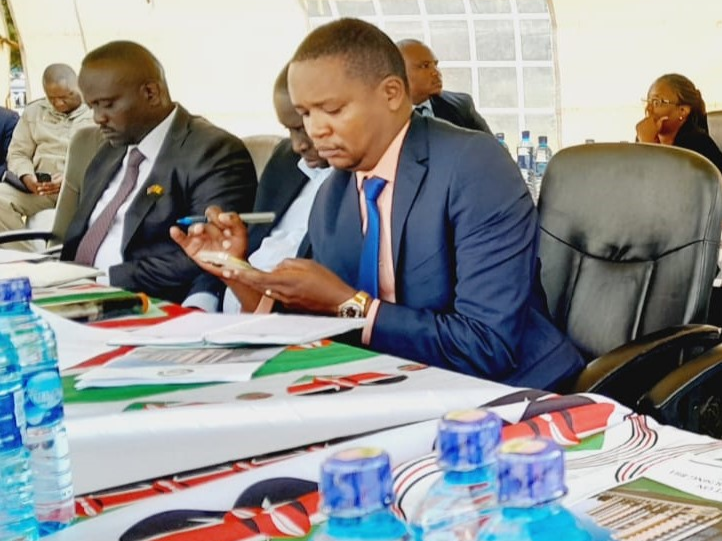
{"left": 122, "top": 106, "right": 189, "bottom": 250}
{"left": 326, "top": 170, "right": 364, "bottom": 284}
{"left": 77, "top": 145, "right": 125, "bottom": 226}
{"left": 391, "top": 116, "right": 429, "bottom": 271}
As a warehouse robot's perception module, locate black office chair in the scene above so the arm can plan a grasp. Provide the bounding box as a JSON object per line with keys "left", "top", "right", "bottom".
{"left": 537, "top": 142, "right": 722, "bottom": 434}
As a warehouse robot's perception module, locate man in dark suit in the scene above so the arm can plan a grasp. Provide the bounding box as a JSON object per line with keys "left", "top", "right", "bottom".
{"left": 173, "top": 19, "right": 583, "bottom": 391}
{"left": 397, "top": 39, "right": 492, "bottom": 134}
{"left": 189, "top": 63, "right": 331, "bottom": 313}
{"left": 0, "top": 106, "right": 19, "bottom": 181}
{"left": 61, "top": 41, "right": 256, "bottom": 304}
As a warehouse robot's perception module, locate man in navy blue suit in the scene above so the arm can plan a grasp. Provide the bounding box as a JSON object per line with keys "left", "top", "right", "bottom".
{"left": 0, "top": 106, "right": 18, "bottom": 181}
{"left": 397, "top": 39, "right": 492, "bottom": 134}
{"left": 173, "top": 18, "right": 583, "bottom": 391}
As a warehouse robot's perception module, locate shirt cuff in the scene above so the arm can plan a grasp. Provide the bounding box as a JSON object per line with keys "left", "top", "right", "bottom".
{"left": 361, "top": 299, "right": 380, "bottom": 345}
{"left": 254, "top": 294, "right": 274, "bottom": 314}
{"left": 182, "top": 292, "right": 218, "bottom": 313}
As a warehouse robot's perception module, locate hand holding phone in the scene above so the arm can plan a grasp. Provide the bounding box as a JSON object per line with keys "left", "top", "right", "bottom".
{"left": 197, "top": 250, "right": 253, "bottom": 272}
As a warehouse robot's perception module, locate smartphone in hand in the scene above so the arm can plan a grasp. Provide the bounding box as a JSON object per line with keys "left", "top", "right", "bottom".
{"left": 197, "top": 250, "right": 254, "bottom": 272}
{"left": 36, "top": 172, "right": 52, "bottom": 183}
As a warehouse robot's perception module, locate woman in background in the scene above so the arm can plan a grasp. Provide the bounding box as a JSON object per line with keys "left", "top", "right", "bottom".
{"left": 636, "top": 73, "right": 722, "bottom": 173}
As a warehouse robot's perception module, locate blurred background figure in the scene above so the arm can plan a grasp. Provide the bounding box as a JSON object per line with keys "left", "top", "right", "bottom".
{"left": 636, "top": 73, "right": 722, "bottom": 173}
{"left": 0, "top": 63, "right": 93, "bottom": 250}
{"left": 0, "top": 106, "right": 19, "bottom": 182}
{"left": 397, "top": 38, "right": 492, "bottom": 134}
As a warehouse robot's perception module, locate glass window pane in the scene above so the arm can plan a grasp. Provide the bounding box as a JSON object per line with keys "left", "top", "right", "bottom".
{"left": 336, "top": 0, "right": 376, "bottom": 16}
{"left": 523, "top": 67, "right": 554, "bottom": 108}
{"left": 483, "top": 114, "right": 520, "bottom": 149}
{"left": 429, "top": 22, "right": 470, "bottom": 61}
{"left": 520, "top": 20, "right": 551, "bottom": 60}
{"left": 381, "top": 0, "right": 420, "bottom": 15}
{"left": 524, "top": 114, "right": 558, "bottom": 155}
{"left": 516, "top": 0, "right": 548, "bottom": 13}
{"left": 384, "top": 21, "right": 425, "bottom": 43}
{"left": 307, "top": 0, "right": 332, "bottom": 16}
{"left": 474, "top": 20, "right": 515, "bottom": 61}
{"left": 479, "top": 67, "right": 518, "bottom": 108}
{"left": 470, "top": 0, "right": 511, "bottom": 14}
{"left": 439, "top": 68, "right": 472, "bottom": 97}
{"left": 425, "top": 0, "right": 465, "bottom": 14}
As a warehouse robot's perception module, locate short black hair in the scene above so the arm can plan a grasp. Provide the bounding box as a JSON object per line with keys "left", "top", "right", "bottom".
{"left": 82, "top": 40, "right": 166, "bottom": 85}
{"left": 291, "top": 18, "right": 408, "bottom": 91}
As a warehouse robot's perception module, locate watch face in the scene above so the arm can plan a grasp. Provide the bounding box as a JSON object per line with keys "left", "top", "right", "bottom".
{"left": 339, "top": 303, "right": 363, "bottom": 318}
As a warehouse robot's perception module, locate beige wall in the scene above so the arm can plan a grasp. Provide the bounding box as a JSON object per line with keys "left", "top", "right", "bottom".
{"left": 9, "top": 0, "right": 307, "bottom": 137}
{"left": 553, "top": 0, "right": 722, "bottom": 147}
{"left": 10, "top": 0, "right": 722, "bottom": 147}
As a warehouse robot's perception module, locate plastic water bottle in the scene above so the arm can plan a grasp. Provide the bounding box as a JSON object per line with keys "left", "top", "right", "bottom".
{"left": 495, "top": 133, "right": 509, "bottom": 153}
{"left": 312, "top": 448, "right": 410, "bottom": 541}
{"left": 0, "top": 279, "right": 74, "bottom": 535}
{"left": 411, "top": 409, "right": 501, "bottom": 541}
{"left": 0, "top": 330, "right": 38, "bottom": 541}
{"left": 479, "top": 438, "right": 613, "bottom": 541}
{"left": 516, "top": 130, "right": 535, "bottom": 200}
{"left": 533, "top": 136, "right": 553, "bottom": 201}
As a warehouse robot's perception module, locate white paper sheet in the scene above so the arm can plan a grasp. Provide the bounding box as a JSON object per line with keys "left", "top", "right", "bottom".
{"left": 107, "top": 312, "right": 367, "bottom": 347}
{"left": 644, "top": 453, "right": 722, "bottom": 503}
{"left": 0, "top": 248, "right": 50, "bottom": 263}
{"left": 75, "top": 345, "right": 285, "bottom": 388}
{"left": 0, "top": 260, "right": 103, "bottom": 287}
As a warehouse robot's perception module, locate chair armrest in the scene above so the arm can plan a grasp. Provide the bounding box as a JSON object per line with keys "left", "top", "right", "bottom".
{"left": 572, "top": 324, "right": 721, "bottom": 407}
{"left": 0, "top": 229, "right": 56, "bottom": 245}
{"left": 637, "top": 343, "right": 722, "bottom": 437}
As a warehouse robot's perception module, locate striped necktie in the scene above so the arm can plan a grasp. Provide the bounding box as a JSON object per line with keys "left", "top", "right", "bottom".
{"left": 74, "top": 148, "right": 145, "bottom": 266}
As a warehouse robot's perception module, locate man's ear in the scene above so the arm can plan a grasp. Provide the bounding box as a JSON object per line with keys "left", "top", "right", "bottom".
{"left": 379, "top": 75, "right": 408, "bottom": 112}
{"left": 141, "top": 81, "right": 162, "bottom": 106}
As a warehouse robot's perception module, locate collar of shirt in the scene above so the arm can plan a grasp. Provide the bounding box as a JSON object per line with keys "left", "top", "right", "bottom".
{"left": 416, "top": 98, "right": 433, "bottom": 114}
{"left": 40, "top": 98, "right": 91, "bottom": 122}
{"left": 298, "top": 157, "right": 333, "bottom": 185}
{"left": 355, "top": 119, "right": 411, "bottom": 189}
{"left": 134, "top": 105, "right": 178, "bottom": 166}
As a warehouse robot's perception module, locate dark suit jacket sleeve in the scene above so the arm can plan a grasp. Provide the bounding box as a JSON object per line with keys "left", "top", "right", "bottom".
{"left": 0, "top": 108, "right": 18, "bottom": 180}
{"left": 108, "top": 131, "right": 256, "bottom": 299}
{"left": 369, "top": 137, "right": 537, "bottom": 380}
{"left": 459, "top": 93, "right": 492, "bottom": 135}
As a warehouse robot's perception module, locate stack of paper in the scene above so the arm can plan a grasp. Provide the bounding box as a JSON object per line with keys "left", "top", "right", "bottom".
{"left": 74, "top": 345, "right": 285, "bottom": 389}
{"left": 107, "top": 312, "right": 367, "bottom": 347}
{"left": 0, "top": 261, "right": 103, "bottom": 287}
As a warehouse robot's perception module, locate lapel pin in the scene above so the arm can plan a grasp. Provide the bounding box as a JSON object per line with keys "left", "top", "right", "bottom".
{"left": 146, "top": 184, "right": 164, "bottom": 196}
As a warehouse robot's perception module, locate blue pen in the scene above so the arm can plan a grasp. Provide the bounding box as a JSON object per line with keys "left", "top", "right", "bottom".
{"left": 176, "top": 212, "right": 276, "bottom": 226}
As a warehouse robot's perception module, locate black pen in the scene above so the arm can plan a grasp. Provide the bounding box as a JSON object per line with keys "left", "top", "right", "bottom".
{"left": 176, "top": 212, "right": 276, "bottom": 226}
{"left": 45, "top": 293, "right": 150, "bottom": 323}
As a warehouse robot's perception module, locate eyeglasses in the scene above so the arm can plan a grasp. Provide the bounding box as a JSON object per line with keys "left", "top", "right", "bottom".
{"left": 642, "top": 97, "right": 679, "bottom": 108}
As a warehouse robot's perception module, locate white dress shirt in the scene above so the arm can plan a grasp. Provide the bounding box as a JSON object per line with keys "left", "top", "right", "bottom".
{"left": 219, "top": 159, "right": 333, "bottom": 313}
{"left": 91, "top": 107, "right": 178, "bottom": 283}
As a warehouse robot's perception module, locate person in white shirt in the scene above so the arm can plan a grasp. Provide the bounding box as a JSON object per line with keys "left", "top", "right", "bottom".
{"left": 178, "top": 63, "right": 332, "bottom": 312}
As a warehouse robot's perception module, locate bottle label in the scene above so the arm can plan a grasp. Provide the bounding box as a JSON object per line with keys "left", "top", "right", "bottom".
{"left": 24, "top": 368, "right": 64, "bottom": 427}
{"left": 0, "top": 389, "right": 24, "bottom": 450}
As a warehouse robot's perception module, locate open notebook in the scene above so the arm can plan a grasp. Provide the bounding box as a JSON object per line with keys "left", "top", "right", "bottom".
{"left": 107, "top": 312, "right": 367, "bottom": 347}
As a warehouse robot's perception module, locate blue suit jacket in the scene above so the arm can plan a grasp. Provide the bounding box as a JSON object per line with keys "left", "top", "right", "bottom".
{"left": 307, "top": 114, "right": 584, "bottom": 390}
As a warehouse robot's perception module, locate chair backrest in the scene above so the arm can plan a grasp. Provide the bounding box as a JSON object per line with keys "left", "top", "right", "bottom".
{"left": 241, "top": 134, "right": 283, "bottom": 180}
{"left": 707, "top": 110, "right": 722, "bottom": 151}
{"left": 49, "top": 125, "right": 105, "bottom": 246}
{"left": 538, "top": 142, "right": 722, "bottom": 361}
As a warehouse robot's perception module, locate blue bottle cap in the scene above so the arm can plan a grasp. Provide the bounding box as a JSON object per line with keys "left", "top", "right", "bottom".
{"left": 539, "top": 136, "right": 548, "bottom": 144}
{"left": 320, "top": 448, "right": 394, "bottom": 517}
{"left": 521, "top": 130, "right": 530, "bottom": 138}
{"left": 497, "top": 437, "right": 567, "bottom": 507}
{"left": 437, "top": 409, "right": 501, "bottom": 471}
{"left": 0, "top": 277, "right": 32, "bottom": 304}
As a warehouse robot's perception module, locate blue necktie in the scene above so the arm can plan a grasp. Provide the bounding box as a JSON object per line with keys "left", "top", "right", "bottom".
{"left": 358, "top": 176, "right": 387, "bottom": 297}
